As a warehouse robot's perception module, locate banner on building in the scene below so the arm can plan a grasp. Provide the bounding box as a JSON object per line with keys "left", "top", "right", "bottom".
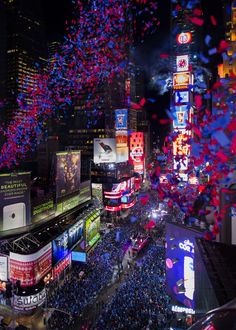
{"left": 115, "top": 109, "right": 128, "bottom": 130}
{"left": 94, "top": 138, "right": 116, "bottom": 163}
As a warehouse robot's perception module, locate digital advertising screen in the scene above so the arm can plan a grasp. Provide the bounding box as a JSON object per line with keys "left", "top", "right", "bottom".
{"left": 173, "top": 105, "right": 189, "bottom": 129}
{"left": 52, "top": 253, "right": 71, "bottom": 279}
{"left": 173, "top": 72, "right": 193, "bottom": 90}
{"left": 85, "top": 212, "right": 100, "bottom": 249}
{"left": 93, "top": 138, "right": 116, "bottom": 163}
{"left": 68, "top": 220, "right": 83, "bottom": 250}
{"left": 165, "top": 222, "right": 202, "bottom": 308}
{"left": 0, "top": 172, "right": 31, "bottom": 233}
{"left": 92, "top": 183, "right": 103, "bottom": 204}
{"left": 116, "top": 130, "right": 128, "bottom": 147}
{"left": 173, "top": 130, "right": 191, "bottom": 156}
{"left": 55, "top": 151, "right": 81, "bottom": 199}
{"left": 72, "top": 251, "right": 86, "bottom": 263}
{"left": 9, "top": 243, "right": 52, "bottom": 287}
{"left": 116, "top": 147, "right": 129, "bottom": 163}
{"left": 129, "top": 132, "right": 144, "bottom": 174}
{"left": 174, "top": 90, "right": 190, "bottom": 104}
{"left": 52, "top": 231, "right": 69, "bottom": 266}
{"left": 115, "top": 109, "right": 128, "bottom": 130}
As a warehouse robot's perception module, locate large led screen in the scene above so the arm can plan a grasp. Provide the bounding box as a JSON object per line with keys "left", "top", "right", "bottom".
{"left": 93, "top": 138, "right": 116, "bottom": 163}
{"left": 85, "top": 212, "right": 100, "bottom": 249}
{"left": 129, "top": 132, "right": 144, "bottom": 174}
{"left": 166, "top": 222, "right": 202, "bottom": 308}
{"left": 173, "top": 106, "right": 189, "bottom": 129}
{"left": 55, "top": 151, "right": 81, "bottom": 199}
{"left": 0, "top": 172, "right": 31, "bottom": 233}
{"left": 68, "top": 220, "right": 83, "bottom": 250}
{"left": 52, "top": 231, "right": 69, "bottom": 266}
{"left": 9, "top": 243, "right": 52, "bottom": 287}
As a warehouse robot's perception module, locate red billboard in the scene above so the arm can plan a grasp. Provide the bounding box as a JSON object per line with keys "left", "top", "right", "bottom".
{"left": 129, "top": 132, "right": 144, "bottom": 174}
{"left": 9, "top": 243, "right": 52, "bottom": 287}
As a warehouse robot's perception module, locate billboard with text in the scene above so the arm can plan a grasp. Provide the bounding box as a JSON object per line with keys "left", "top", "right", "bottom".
{"left": 115, "top": 109, "right": 128, "bottom": 130}
{"left": 0, "top": 172, "right": 31, "bottom": 233}
{"left": 9, "top": 243, "right": 52, "bottom": 287}
{"left": 129, "top": 132, "right": 144, "bottom": 174}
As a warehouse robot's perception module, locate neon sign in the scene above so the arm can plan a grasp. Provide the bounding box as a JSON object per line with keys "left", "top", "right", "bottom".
{"left": 177, "top": 32, "right": 192, "bottom": 44}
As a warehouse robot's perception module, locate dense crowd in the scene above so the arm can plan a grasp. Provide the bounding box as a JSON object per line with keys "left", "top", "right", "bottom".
{"left": 94, "top": 244, "right": 173, "bottom": 330}
{"left": 47, "top": 190, "right": 172, "bottom": 329}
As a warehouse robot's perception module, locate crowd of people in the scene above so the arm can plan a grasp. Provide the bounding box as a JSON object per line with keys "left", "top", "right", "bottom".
{"left": 46, "top": 190, "right": 173, "bottom": 329}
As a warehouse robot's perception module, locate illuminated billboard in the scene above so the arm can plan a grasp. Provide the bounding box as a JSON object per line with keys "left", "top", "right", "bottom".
{"left": 129, "top": 132, "right": 144, "bottom": 174}
{"left": 173, "top": 130, "right": 190, "bottom": 156}
{"left": 176, "top": 32, "right": 192, "bottom": 44}
{"left": 52, "top": 232, "right": 69, "bottom": 266}
{"left": 55, "top": 151, "right": 81, "bottom": 199}
{"left": 116, "top": 130, "right": 128, "bottom": 147}
{"left": 166, "top": 222, "right": 202, "bottom": 308}
{"left": 173, "top": 158, "right": 188, "bottom": 172}
{"left": 85, "top": 210, "right": 100, "bottom": 249}
{"left": 0, "top": 172, "right": 31, "bottom": 233}
{"left": 116, "top": 147, "right": 129, "bottom": 163}
{"left": 173, "top": 105, "right": 189, "bottom": 129}
{"left": 68, "top": 220, "right": 83, "bottom": 250}
{"left": 174, "top": 91, "right": 189, "bottom": 104}
{"left": 176, "top": 55, "right": 189, "bottom": 72}
{"left": 0, "top": 255, "right": 8, "bottom": 282}
{"left": 173, "top": 72, "right": 193, "bottom": 90}
{"left": 94, "top": 138, "right": 116, "bottom": 163}
{"left": 115, "top": 109, "right": 128, "bottom": 130}
{"left": 9, "top": 243, "right": 52, "bottom": 287}
{"left": 92, "top": 183, "right": 103, "bottom": 204}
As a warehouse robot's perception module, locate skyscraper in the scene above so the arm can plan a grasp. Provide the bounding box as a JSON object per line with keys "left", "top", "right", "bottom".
{"left": 0, "top": 0, "right": 46, "bottom": 123}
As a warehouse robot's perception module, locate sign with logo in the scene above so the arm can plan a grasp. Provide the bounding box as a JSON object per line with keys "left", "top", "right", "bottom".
{"left": 94, "top": 138, "right": 116, "bottom": 163}
{"left": 173, "top": 130, "right": 190, "bottom": 156}
{"left": 173, "top": 105, "right": 189, "bottom": 129}
{"left": 129, "top": 132, "right": 144, "bottom": 174}
{"left": 115, "top": 109, "right": 128, "bottom": 130}
{"left": 13, "top": 288, "right": 46, "bottom": 311}
{"left": 171, "top": 305, "right": 195, "bottom": 314}
{"left": 176, "top": 55, "right": 189, "bottom": 72}
{"left": 173, "top": 72, "right": 193, "bottom": 90}
{"left": 174, "top": 91, "right": 189, "bottom": 104}
{"left": 115, "top": 130, "right": 128, "bottom": 147}
{"left": 176, "top": 32, "right": 192, "bottom": 44}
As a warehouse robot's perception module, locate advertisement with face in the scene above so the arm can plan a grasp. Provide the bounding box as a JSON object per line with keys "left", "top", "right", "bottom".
{"left": 68, "top": 220, "right": 83, "bottom": 250}
{"left": 52, "top": 231, "right": 69, "bottom": 266}
{"left": 55, "top": 151, "right": 81, "bottom": 199}
{"left": 94, "top": 138, "right": 116, "bottom": 163}
{"left": 85, "top": 212, "right": 100, "bottom": 249}
{"left": 0, "top": 172, "right": 31, "bottom": 233}
{"left": 115, "top": 109, "right": 128, "bottom": 130}
{"left": 9, "top": 243, "right": 52, "bottom": 287}
{"left": 165, "top": 222, "right": 202, "bottom": 308}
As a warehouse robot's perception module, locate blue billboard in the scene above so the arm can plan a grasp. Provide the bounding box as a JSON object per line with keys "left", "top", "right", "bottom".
{"left": 166, "top": 222, "right": 202, "bottom": 309}
{"left": 115, "top": 109, "right": 128, "bottom": 130}
{"left": 173, "top": 105, "right": 189, "bottom": 129}
{"left": 52, "top": 231, "right": 69, "bottom": 266}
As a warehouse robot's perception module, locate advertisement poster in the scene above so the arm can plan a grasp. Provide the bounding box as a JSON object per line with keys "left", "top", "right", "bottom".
{"left": 173, "top": 130, "right": 190, "bottom": 156}
{"left": 52, "top": 253, "right": 71, "bottom": 279}
{"left": 55, "top": 151, "right": 81, "bottom": 199}
{"left": 68, "top": 220, "right": 83, "bottom": 250}
{"left": 166, "top": 223, "right": 202, "bottom": 308}
{"left": 129, "top": 132, "right": 144, "bottom": 174}
{"left": 0, "top": 172, "right": 31, "bottom": 232}
{"left": 94, "top": 138, "right": 116, "bottom": 163}
{"left": 0, "top": 255, "right": 8, "bottom": 282}
{"left": 115, "top": 109, "right": 128, "bottom": 130}
{"left": 9, "top": 243, "right": 52, "bottom": 287}
{"left": 52, "top": 231, "right": 69, "bottom": 266}
{"left": 85, "top": 211, "right": 100, "bottom": 249}
{"left": 173, "top": 106, "right": 189, "bottom": 129}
